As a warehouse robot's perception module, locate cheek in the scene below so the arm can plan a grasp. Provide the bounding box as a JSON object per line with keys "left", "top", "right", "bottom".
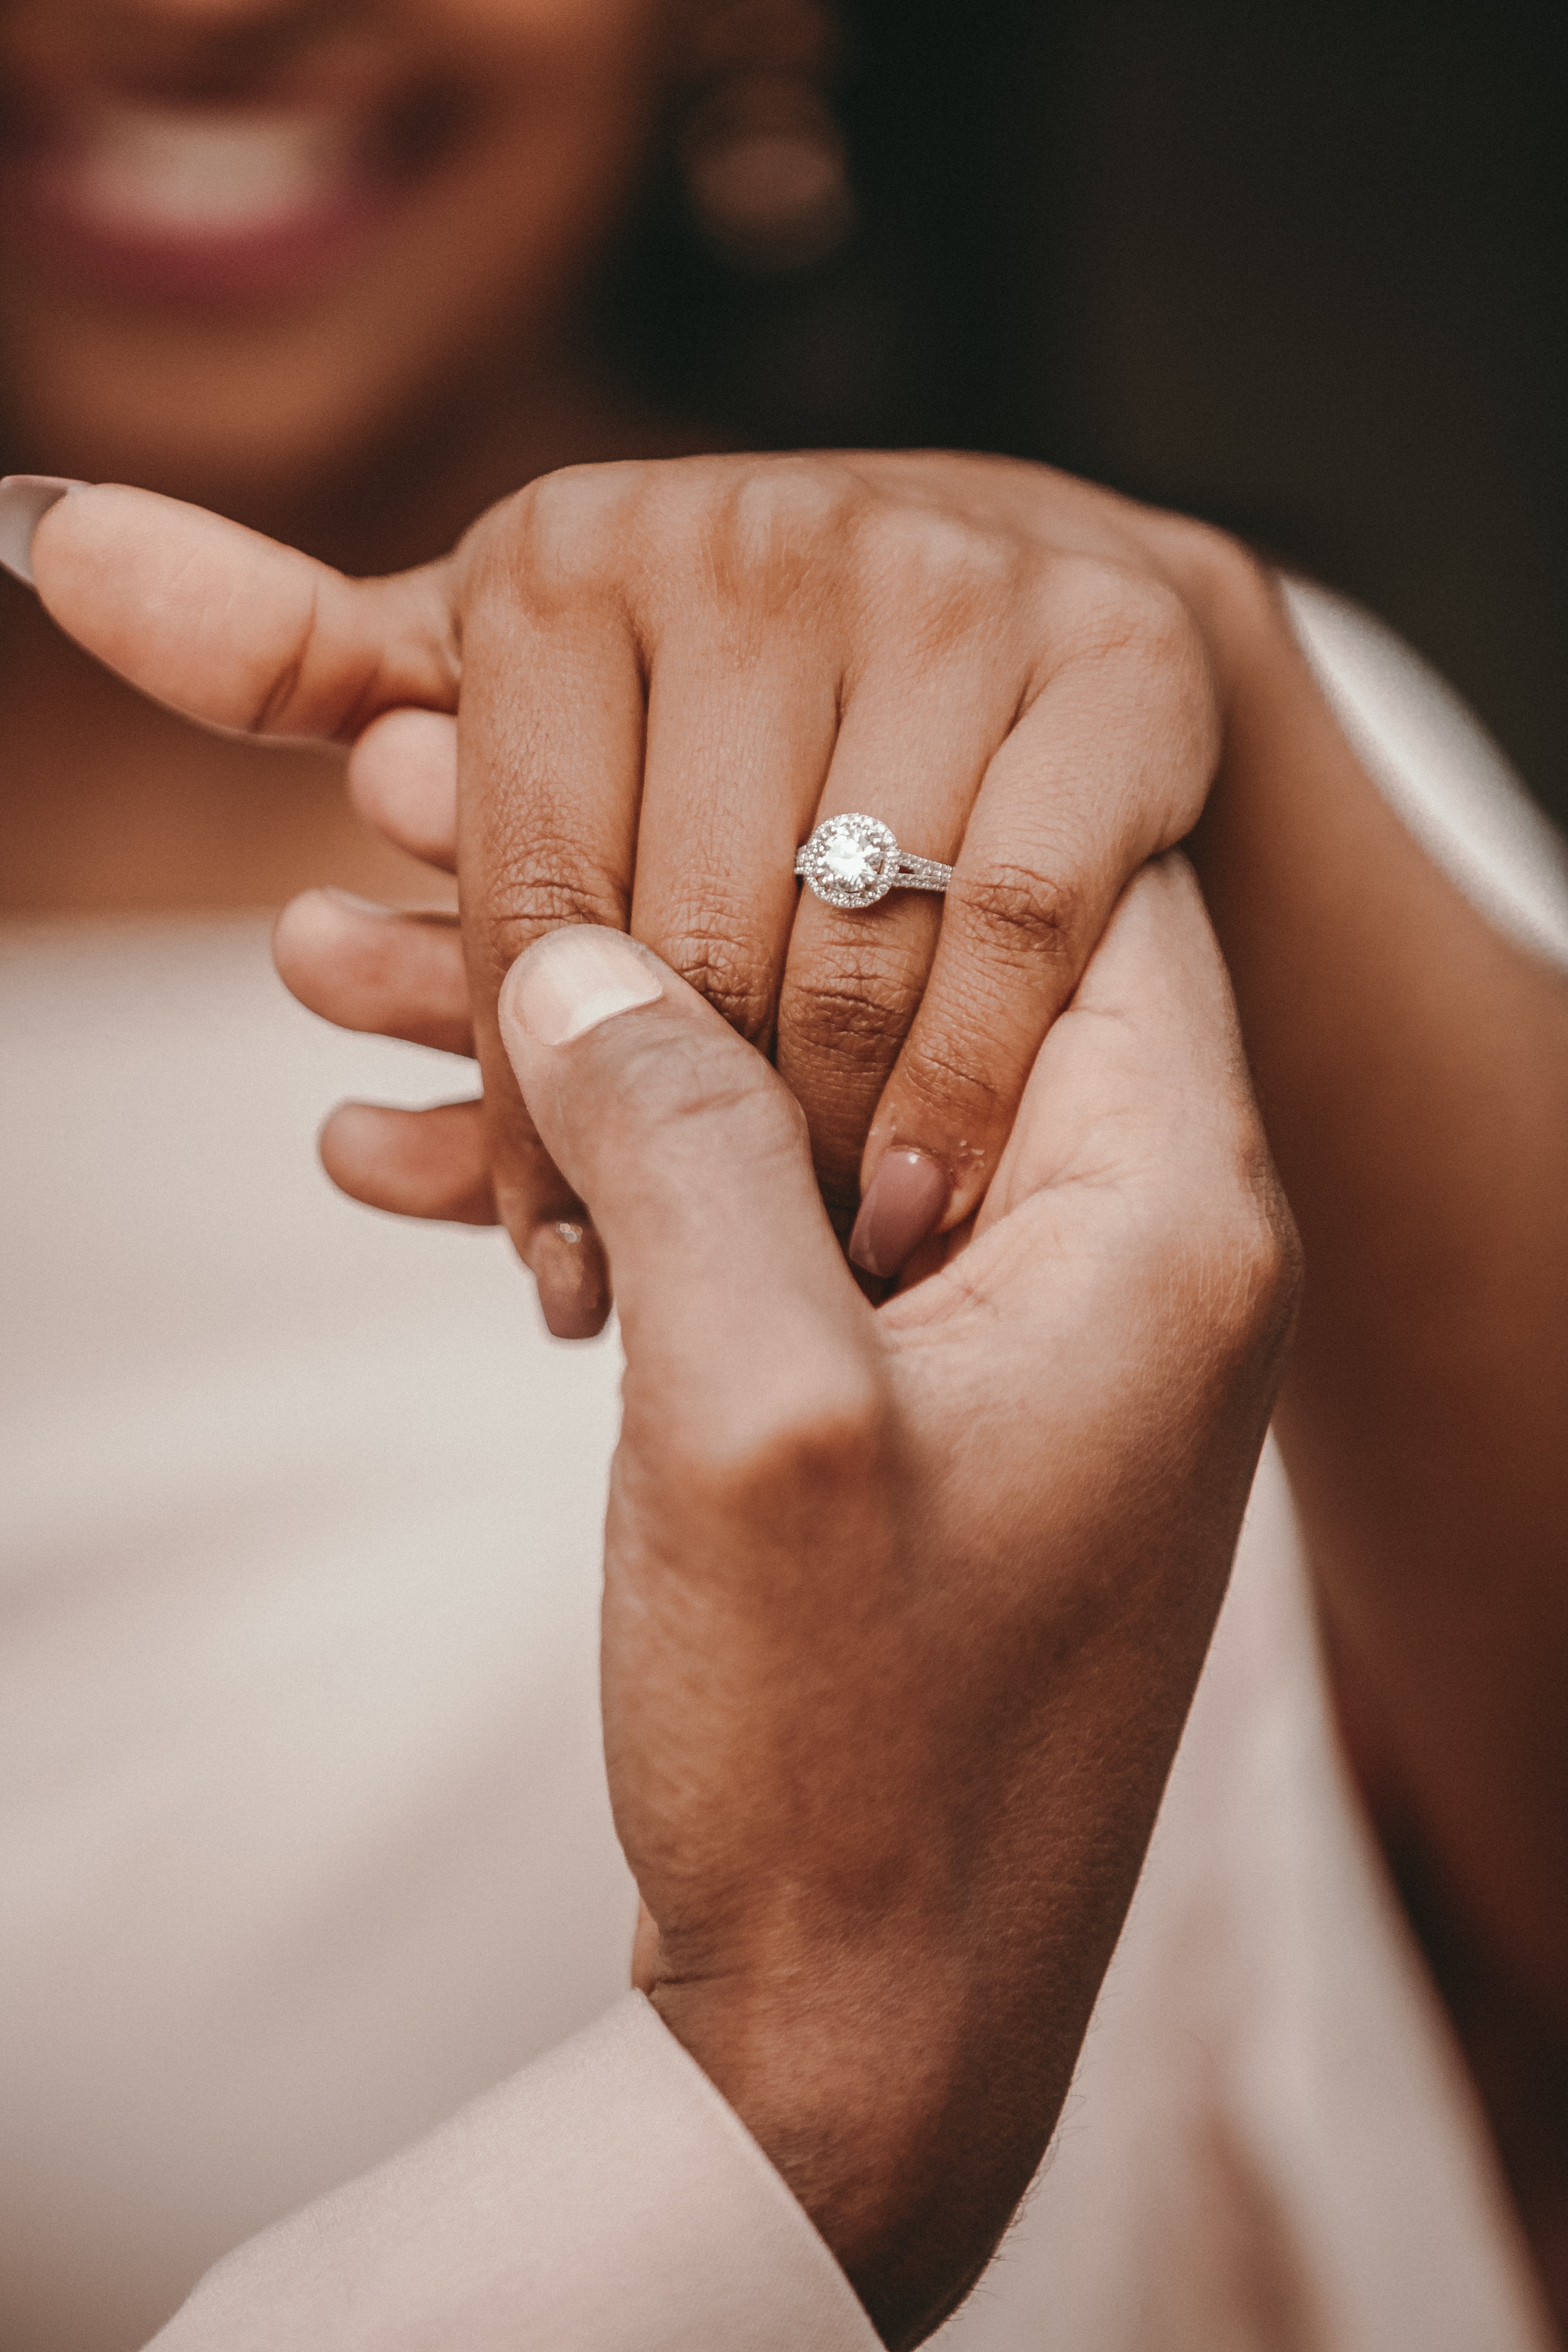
{"left": 0, "top": 0, "right": 677, "bottom": 499}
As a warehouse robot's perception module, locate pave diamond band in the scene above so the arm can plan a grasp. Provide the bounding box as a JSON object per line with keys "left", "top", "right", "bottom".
{"left": 794, "top": 812, "right": 954, "bottom": 910}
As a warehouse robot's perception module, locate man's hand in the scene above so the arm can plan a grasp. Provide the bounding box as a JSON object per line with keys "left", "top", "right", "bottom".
{"left": 494, "top": 858, "right": 1297, "bottom": 2345}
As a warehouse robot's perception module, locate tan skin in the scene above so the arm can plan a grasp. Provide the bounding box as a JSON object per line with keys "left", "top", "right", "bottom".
{"left": 0, "top": 0, "right": 690, "bottom": 914}
{"left": 28, "top": 462, "right": 1568, "bottom": 2338}
{"left": 3, "top": 0, "right": 1565, "bottom": 2337}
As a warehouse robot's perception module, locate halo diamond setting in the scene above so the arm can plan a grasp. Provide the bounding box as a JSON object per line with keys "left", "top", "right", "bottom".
{"left": 793, "top": 813, "right": 952, "bottom": 910}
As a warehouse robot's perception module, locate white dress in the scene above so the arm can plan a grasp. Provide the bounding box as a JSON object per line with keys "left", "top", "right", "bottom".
{"left": 1, "top": 585, "right": 1564, "bottom": 2351}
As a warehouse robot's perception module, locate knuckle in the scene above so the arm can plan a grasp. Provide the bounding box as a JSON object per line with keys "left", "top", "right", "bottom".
{"left": 670, "top": 1370, "right": 892, "bottom": 1535}
{"left": 728, "top": 457, "right": 858, "bottom": 549}
{"left": 862, "top": 508, "right": 1025, "bottom": 648}
{"left": 741, "top": 1384, "right": 890, "bottom": 1511}
{"left": 483, "top": 833, "right": 626, "bottom": 968}
{"left": 498, "top": 463, "right": 650, "bottom": 606}
{"left": 1047, "top": 562, "right": 1220, "bottom": 816}
{"left": 659, "top": 922, "right": 775, "bottom": 1045}
{"left": 784, "top": 945, "right": 924, "bottom": 1062}
{"left": 711, "top": 458, "right": 864, "bottom": 613}
{"left": 1050, "top": 559, "right": 1196, "bottom": 673}
{"left": 945, "top": 861, "right": 1082, "bottom": 973}
{"left": 616, "top": 1007, "right": 799, "bottom": 1148}
{"left": 897, "top": 1027, "right": 1011, "bottom": 1129}
{"left": 1183, "top": 1118, "right": 1303, "bottom": 1355}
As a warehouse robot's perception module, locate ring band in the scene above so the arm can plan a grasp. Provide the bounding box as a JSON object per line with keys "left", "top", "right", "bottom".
{"left": 794, "top": 813, "right": 953, "bottom": 910}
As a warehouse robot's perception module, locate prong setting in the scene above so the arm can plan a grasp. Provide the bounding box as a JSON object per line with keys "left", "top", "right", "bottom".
{"left": 795, "top": 813, "right": 900, "bottom": 908}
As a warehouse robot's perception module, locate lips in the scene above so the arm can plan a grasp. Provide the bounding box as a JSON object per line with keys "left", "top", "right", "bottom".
{"left": 2, "top": 90, "right": 405, "bottom": 303}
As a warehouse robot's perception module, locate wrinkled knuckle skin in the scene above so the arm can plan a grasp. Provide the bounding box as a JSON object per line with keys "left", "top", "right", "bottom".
{"left": 483, "top": 838, "right": 627, "bottom": 973}
{"left": 659, "top": 925, "right": 775, "bottom": 1047}
{"left": 613, "top": 1012, "right": 797, "bottom": 1151}
{"left": 1051, "top": 559, "right": 1179, "bottom": 657}
{"left": 895, "top": 1030, "right": 1011, "bottom": 1133}
{"left": 946, "top": 862, "right": 1082, "bottom": 974}
{"left": 1057, "top": 566, "right": 1218, "bottom": 761}
{"left": 784, "top": 949, "right": 925, "bottom": 1065}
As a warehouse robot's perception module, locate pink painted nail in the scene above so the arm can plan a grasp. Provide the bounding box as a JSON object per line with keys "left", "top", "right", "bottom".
{"left": 530, "top": 1219, "right": 612, "bottom": 1341}
{"left": 319, "top": 886, "right": 394, "bottom": 916}
{"left": 0, "top": 476, "right": 88, "bottom": 588}
{"left": 849, "top": 1149, "right": 952, "bottom": 1279}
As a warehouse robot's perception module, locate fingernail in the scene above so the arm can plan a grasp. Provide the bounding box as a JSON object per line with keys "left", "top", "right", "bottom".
{"left": 319, "top": 886, "right": 393, "bottom": 916}
{"left": 502, "top": 927, "right": 663, "bottom": 1047}
{"left": 531, "top": 1219, "right": 612, "bottom": 1340}
{"left": 849, "top": 1149, "right": 952, "bottom": 1279}
{"left": 0, "top": 476, "right": 87, "bottom": 588}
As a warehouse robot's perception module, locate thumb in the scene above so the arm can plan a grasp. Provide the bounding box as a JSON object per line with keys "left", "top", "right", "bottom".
{"left": 11, "top": 478, "right": 458, "bottom": 740}
{"left": 498, "top": 926, "right": 871, "bottom": 1431}
{"left": 962, "top": 854, "right": 1297, "bottom": 1383}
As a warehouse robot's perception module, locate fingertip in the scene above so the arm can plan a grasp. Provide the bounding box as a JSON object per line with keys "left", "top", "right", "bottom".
{"left": 499, "top": 926, "right": 666, "bottom": 1058}
{"left": 0, "top": 474, "right": 87, "bottom": 588}
{"left": 529, "top": 1218, "right": 613, "bottom": 1340}
{"left": 272, "top": 885, "right": 358, "bottom": 989}
{"left": 347, "top": 707, "right": 459, "bottom": 869}
{"left": 849, "top": 1149, "right": 951, "bottom": 1279}
{"left": 320, "top": 1097, "right": 497, "bottom": 1225}
{"left": 317, "top": 1097, "right": 392, "bottom": 1185}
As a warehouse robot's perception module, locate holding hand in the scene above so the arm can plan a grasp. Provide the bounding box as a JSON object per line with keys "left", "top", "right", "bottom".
{"left": 496, "top": 858, "right": 1295, "bottom": 2342}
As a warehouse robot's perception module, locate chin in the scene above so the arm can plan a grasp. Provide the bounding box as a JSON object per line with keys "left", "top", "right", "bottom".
{"left": 0, "top": 271, "right": 507, "bottom": 533}
{"left": 7, "top": 359, "right": 372, "bottom": 523}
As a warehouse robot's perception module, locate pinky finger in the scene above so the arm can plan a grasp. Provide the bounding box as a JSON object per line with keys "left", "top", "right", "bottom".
{"left": 321, "top": 1098, "right": 617, "bottom": 1340}
{"left": 321, "top": 1097, "right": 497, "bottom": 1224}
{"left": 347, "top": 707, "right": 459, "bottom": 872}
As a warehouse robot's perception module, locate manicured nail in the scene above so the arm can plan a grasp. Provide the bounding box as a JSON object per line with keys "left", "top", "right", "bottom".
{"left": 531, "top": 1218, "right": 612, "bottom": 1340}
{"left": 502, "top": 927, "right": 664, "bottom": 1047}
{"left": 849, "top": 1149, "right": 952, "bottom": 1279}
{"left": 319, "top": 886, "right": 394, "bottom": 916}
{"left": 0, "top": 476, "right": 87, "bottom": 588}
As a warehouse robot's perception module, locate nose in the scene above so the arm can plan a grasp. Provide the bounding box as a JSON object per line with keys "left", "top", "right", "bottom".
{"left": 65, "top": 0, "right": 333, "bottom": 77}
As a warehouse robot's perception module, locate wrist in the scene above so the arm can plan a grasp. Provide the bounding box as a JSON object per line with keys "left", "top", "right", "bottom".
{"left": 650, "top": 1939, "right": 1068, "bottom": 2350}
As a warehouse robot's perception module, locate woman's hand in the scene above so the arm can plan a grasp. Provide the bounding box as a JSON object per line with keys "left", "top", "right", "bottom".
{"left": 491, "top": 855, "right": 1297, "bottom": 2343}
{"left": 20, "top": 456, "right": 1256, "bottom": 1333}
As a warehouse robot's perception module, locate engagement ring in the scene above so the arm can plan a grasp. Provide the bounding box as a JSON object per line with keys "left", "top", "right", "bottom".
{"left": 794, "top": 813, "right": 953, "bottom": 910}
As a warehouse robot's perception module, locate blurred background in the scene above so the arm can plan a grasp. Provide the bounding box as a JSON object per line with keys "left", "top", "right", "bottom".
{"left": 630, "top": 0, "right": 1567, "bottom": 828}
{"left": 3, "top": 7, "right": 1564, "bottom": 2345}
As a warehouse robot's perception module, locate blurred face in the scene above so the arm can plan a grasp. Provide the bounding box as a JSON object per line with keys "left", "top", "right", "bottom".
{"left": 0, "top": 0, "right": 675, "bottom": 504}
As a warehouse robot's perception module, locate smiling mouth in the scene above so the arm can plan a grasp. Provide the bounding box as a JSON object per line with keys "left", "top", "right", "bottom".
{"left": 1, "top": 82, "right": 457, "bottom": 303}
{"left": 69, "top": 100, "right": 358, "bottom": 239}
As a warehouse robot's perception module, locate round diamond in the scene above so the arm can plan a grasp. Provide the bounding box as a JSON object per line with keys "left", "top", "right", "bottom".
{"left": 800, "top": 813, "right": 898, "bottom": 909}
{"left": 823, "top": 835, "right": 878, "bottom": 888}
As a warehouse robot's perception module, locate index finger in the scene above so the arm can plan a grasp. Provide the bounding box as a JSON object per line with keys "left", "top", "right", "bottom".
{"left": 21, "top": 480, "right": 459, "bottom": 739}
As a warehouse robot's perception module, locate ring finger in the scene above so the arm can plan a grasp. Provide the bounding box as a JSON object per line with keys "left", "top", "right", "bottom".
{"left": 775, "top": 640, "right": 1027, "bottom": 1237}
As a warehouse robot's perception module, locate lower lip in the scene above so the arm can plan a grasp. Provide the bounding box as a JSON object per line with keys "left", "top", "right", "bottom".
{"left": 0, "top": 133, "right": 398, "bottom": 306}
